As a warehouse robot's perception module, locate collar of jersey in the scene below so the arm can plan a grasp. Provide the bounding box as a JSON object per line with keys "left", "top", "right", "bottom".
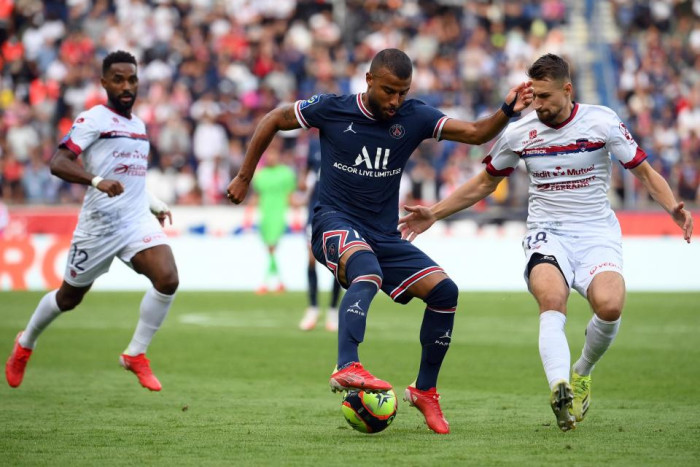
{"left": 356, "top": 93, "right": 376, "bottom": 121}
{"left": 102, "top": 104, "right": 133, "bottom": 120}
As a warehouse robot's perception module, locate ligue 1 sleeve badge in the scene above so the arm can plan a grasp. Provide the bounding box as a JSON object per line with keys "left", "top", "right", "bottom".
{"left": 389, "top": 124, "right": 405, "bottom": 139}
{"left": 299, "top": 94, "right": 320, "bottom": 110}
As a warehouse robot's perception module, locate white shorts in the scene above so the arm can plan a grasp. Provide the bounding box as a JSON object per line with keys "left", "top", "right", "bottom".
{"left": 521, "top": 225, "right": 623, "bottom": 298}
{"left": 64, "top": 218, "right": 169, "bottom": 287}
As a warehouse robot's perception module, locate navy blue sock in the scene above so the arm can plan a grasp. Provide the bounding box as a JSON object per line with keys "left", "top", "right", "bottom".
{"left": 330, "top": 279, "right": 341, "bottom": 308}
{"left": 416, "top": 279, "right": 458, "bottom": 390}
{"left": 307, "top": 265, "right": 318, "bottom": 307}
{"left": 337, "top": 251, "right": 382, "bottom": 368}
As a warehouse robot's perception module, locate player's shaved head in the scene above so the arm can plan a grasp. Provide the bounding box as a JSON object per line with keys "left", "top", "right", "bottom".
{"left": 528, "top": 54, "right": 571, "bottom": 83}
{"left": 370, "top": 49, "right": 413, "bottom": 79}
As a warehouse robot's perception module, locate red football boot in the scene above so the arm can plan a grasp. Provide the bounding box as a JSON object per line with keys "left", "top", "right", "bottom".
{"left": 329, "top": 362, "right": 392, "bottom": 393}
{"left": 6, "top": 332, "right": 32, "bottom": 388}
{"left": 404, "top": 385, "right": 450, "bottom": 434}
{"left": 119, "top": 353, "right": 162, "bottom": 391}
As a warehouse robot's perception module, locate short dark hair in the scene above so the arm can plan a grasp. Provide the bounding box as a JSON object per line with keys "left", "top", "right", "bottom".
{"left": 527, "top": 53, "right": 570, "bottom": 82}
{"left": 102, "top": 50, "right": 137, "bottom": 76}
{"left": 369, "top": 48, "right": 412, "bottom": 80}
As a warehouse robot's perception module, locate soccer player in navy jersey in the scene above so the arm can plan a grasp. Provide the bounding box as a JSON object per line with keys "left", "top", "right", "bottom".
{"left": 227, "top": 48, "right": 533, "bottom": 434}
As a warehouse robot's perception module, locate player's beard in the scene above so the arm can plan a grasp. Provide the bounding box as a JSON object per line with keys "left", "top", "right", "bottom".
{"left": 536, "top": 107, "right": 561, "bottom": 125}
{"left": 536, "top": 109, "right": 553, "bottom": 124}
{"left": 366, "top": 93, "right": 393, "bottom": 121}
{"left": 108, "top": 92, "right": 136, "bottom": 115}
{"left": 537, "top": 101, "right": 572, "bottom": 125}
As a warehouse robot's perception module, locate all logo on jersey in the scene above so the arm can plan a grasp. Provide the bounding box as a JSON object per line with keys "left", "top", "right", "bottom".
{"left": 299, "top": 94, "right": 320, "bottom": 110}
{"left": 389, "top": 124, "right": 405, "bottom": 139}
{"left": 354, "top": 146, "right": 390, "bottom": 170}
{"left": 333, "top": 146, "right": 402, "bottom": 177}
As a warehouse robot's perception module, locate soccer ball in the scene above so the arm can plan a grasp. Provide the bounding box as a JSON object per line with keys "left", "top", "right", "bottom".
{"left": 341, "top": 389, "right": 397, "bottom": 434}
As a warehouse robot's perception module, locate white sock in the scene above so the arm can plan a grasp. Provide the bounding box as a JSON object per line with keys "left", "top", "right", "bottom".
{"left": 539, "top": 310, "right": 570, "bottom": 390}
{"left": 326, "top": 307, "right": 338, "bottom": 324}
{"left": 572, "top": 314, "right": 621, "bottom": 376}
{"left": 124, "top": 288, "right": 175, "bottom": 356}
{"left": 19, "top": 290, "right": 62, "bottom": 349}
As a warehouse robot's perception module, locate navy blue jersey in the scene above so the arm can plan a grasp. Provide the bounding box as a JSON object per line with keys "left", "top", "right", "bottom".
{"left": 294, "top": 93, "right": 448, "bottom": 234}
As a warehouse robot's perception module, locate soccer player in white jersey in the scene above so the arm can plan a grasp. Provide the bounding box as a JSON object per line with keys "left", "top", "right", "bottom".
{"left": 398, "top": 54, "right": 693, "bottom": 431}
{"left": 5, "top": 51, "right": 179, "bottom": 392}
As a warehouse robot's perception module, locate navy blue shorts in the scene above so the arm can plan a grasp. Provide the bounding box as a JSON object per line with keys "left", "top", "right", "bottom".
{"left": 311, "top": 209, "right": 446, "bottom": 304}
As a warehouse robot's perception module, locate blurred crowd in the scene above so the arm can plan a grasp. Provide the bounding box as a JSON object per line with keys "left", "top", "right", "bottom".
{"left": 610, "top": 0, "right": 700, "bottom": 206}
{"left": 0, "top": 0, "right": 695, "bottom": 215}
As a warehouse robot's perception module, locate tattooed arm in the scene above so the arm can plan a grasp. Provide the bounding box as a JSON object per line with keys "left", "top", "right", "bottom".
{"left": 227, "top": 104, "right": 302, "bottom": 204}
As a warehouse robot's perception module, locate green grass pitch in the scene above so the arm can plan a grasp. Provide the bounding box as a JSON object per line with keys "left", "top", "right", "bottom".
{"left": 1, "top": 291, "right": 699, "bottom": 465}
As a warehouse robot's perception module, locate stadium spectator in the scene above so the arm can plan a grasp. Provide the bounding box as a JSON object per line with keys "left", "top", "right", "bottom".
{"left": 611, "top": 1, "right": 700, "bottom": 205}
{"left": 1, "top": 1, "right": 574, "bottom": 212}
{"left": 3, "top": 1, "right": 692, "bottom": 216}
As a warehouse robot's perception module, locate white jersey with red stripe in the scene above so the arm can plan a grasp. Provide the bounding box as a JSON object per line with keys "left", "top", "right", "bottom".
{"left": 60, "top": 105, "right": 151, "bottom": 236}
{"left": 485, "top": 103, "right": 646, "bottom": 230}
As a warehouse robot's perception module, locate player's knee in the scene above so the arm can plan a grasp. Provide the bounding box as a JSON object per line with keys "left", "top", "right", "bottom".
{"left": 593, "top": 299, "right": 623, "bottom": 321}
{"left": 424, "top": 278, "right": 459, "bottom": 311}
{"left": 55, "top": 292, "right": 82, "bottom": 311}
{"left": 154, "top": 270, "right": 179, "bottom": 295}
{"left": 344, "top": 250, "right": 383, "bottom": 289}
{"left": 535, "top": 293, "right": 567, "bottom": 313}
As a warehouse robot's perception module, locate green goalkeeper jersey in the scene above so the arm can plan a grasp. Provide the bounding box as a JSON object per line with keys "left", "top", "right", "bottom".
{"left": 252, "top": 164, "right": 296, "bottom": 245}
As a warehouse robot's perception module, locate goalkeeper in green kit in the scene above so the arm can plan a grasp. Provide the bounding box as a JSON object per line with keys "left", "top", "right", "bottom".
{"left": 251, "top": 143, "right": 296, "bottom": 293}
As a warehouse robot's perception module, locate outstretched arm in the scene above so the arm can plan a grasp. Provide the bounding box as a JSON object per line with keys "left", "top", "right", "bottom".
{"left": 399, "top": 170, "right": 504, "bottom": 241}
{"left": 226, "top": 104, "right": 302, "bottom": 204}
{"left": 631, "top": 161, "right": 693, "bottom": 243}
{"left": 50, "top": 148, "right": 124, "bottom": 197}
{"left": 440, "top": 81, "right": 533, "bottom": 145}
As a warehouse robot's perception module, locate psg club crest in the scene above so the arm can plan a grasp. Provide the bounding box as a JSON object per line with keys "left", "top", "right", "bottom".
{"left": 389, "top": 124, "right": 405, "bottom": 139}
